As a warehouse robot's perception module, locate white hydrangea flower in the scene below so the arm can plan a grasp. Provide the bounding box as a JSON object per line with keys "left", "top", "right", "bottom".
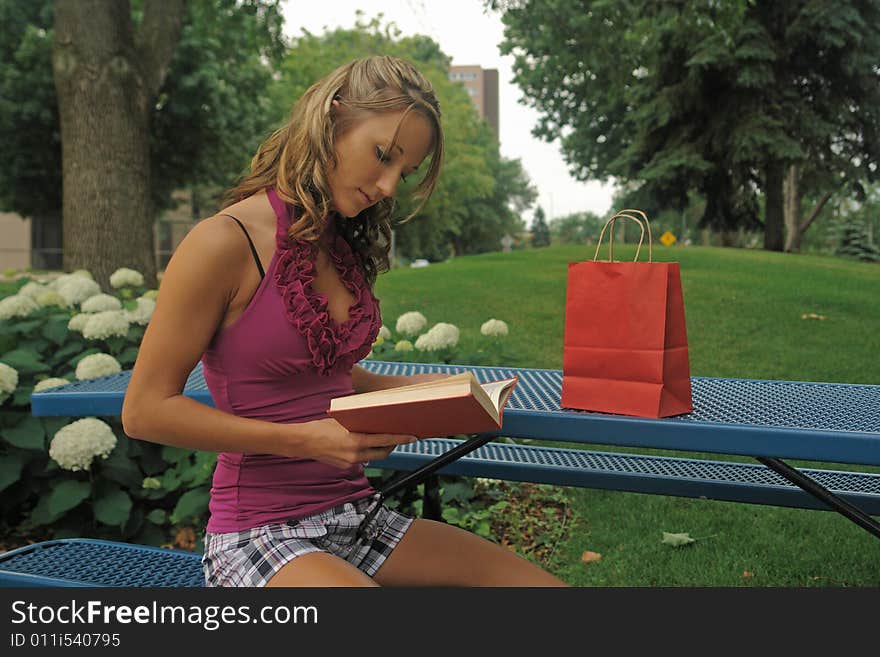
{"left": 125, "top": 296, "right": 155, "bottom": 326}
{"left": 81, "top": 293, "right": 122, "bottom": 313}
{"left": 480, "top": 318, "right": 509, "bottom": 337}
{"left": 415, "top": 322, "right": 460, "bottom": 351}
{"left": 142, "top": 477, "right": 162, "bottom": 490}
{"left": 394, "top": 339, "right": 414, "bottom": 352}
{"left": 33, "top": 377, "right": 71, "bottom": 392}
{"left": 0, "top": 362, "right": 19, "bottom": 394}
{"left": 142, "top": 289, "right": 159, "bottom": 300}
{"left": 35, "top": 289, "right": 68, "bottom": 308}
{"left": 49, "top": 272, "right": 88, "bottom": 290}
{"left": 378, "top": 325, "right": 391, "bottom": 340}
{"left": 396, "top": 311, "right": 428, "bottom": 336}
{"left": 372, "top": 335, "right": 385, "bottom": 348}
{"left": 18, "top": 281, "right": 46, "bottom": 298}
{"left": 71, "top": 269, "right": 94, "bottom": 280}
{"left": 109, "top": 267, "right": 144, "bottom": 288}
{"left": 82, "top": 310, "right": 130, "bottom": 340}
{"left": 58, "top": 277, "right": 102, "bottom": 305}
{"left": 67, "top": 313, "right": 92, "bottom": 333}
{"left": 75, "top": 353, "right": 122, "bottom": 380}
{"left": 49, "top": 418, "right": 117, "bottom": 472}
{"left": 0, "top": 294, "right": 40, "bottom": 320}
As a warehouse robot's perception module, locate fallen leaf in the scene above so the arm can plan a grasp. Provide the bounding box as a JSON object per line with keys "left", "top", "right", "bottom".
{"left": 800, "top": 313, "right": 827, "bottom": 320}
{"left": 175, "top": 526, "right": 196, "bottom": 550}
{"left": 661, "top": 531, "right": 696, "bottom": 547}
{"left": 580, "top": 550, "right": 602, "bottom": 563}
{"left": 742, "top": 571, "right": 755, "bottom": 579}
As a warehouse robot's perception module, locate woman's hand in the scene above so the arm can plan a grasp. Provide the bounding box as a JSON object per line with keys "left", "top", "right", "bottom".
{"left": 294, "top": 418, "right": 417, "bottom": 469}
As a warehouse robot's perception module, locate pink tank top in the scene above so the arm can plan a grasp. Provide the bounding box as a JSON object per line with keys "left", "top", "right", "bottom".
{"left": 201, "top": 187, "right": 382, "bottom": 533}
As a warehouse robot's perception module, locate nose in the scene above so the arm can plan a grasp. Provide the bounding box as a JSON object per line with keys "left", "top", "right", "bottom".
{"left": 375, "top": 168, "right": 400, "bottom": 200}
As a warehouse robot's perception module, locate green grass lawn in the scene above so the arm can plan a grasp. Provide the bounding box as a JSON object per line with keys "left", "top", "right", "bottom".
{"left": 375, "top": 243, "right": 880, "bottom": 587}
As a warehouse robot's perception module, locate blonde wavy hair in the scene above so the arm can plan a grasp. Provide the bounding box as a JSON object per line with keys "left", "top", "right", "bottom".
{"left": 223, "top": 55, "right": 444, "bottom": 285}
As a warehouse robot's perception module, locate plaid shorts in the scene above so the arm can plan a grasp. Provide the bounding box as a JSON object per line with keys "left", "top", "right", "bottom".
{"left": 201, "top": 494, "right": 413, "bottom": 587}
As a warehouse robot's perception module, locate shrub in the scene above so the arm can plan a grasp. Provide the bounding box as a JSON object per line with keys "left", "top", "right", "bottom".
{"left": 0, "top": 269, "right": 207, "bottom": 549}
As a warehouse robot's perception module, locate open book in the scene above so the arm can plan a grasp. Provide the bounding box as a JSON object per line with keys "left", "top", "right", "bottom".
{"left": 328, "top": 372, "right": 519, "bottom": 438}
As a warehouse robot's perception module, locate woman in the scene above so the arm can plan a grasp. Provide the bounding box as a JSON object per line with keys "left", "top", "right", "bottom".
{"left": 122, "top": 55, "right": 566, "bottom": 587}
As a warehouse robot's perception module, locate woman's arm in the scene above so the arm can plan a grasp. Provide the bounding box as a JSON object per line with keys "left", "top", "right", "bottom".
{"left": 122, "top": 216, "right": 415, "bottom": 468}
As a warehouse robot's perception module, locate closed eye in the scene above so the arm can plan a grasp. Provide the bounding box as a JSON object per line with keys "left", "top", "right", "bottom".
{"left": 377, "top": 146, "right": 409, "bottom": 182}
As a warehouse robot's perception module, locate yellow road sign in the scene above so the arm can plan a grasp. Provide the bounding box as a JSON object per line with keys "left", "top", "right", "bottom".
{"left": 660, "top": 231, "right": 677, "bottom": 246}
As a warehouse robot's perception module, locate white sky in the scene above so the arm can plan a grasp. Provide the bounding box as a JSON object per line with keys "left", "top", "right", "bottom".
{"left": 279, "top": 0, "right": 617, "bottom": 224}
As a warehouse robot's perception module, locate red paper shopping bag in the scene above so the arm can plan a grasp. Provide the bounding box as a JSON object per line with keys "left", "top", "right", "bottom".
{"left": 561, "top": 209, "right": 693, "bottom": 417}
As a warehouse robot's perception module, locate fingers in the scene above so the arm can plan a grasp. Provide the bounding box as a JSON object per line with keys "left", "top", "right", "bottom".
{"left": 363, "top": 432, "right": 418, "bottom": 447}
{"left": 348, "top": 433, "right": 415, "bottom": 467}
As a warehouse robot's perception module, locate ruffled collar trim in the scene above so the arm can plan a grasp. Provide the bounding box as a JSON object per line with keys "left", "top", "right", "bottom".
{"left": 267, "top": 187, "right": 381, "bottom": 376}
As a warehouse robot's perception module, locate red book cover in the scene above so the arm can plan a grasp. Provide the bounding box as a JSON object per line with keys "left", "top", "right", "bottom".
{"left": 328, "top": 375, "right": 518, "bottom": 438}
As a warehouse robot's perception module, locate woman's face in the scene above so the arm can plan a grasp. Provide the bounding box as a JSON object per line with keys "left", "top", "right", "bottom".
{"left": 327, "top": 105, "right": 434, "bottom": 218}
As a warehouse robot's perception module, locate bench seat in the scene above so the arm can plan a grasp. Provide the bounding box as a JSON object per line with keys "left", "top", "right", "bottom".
{"left": 375, "top": 438, "right": 880, "bottom": 514}
{"left": 2, "top": 439, "right": 878, "bottom": 588}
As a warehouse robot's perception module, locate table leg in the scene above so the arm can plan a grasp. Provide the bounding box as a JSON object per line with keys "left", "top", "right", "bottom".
{"left": 757, "top": 456, "right": 880, "bottom": 539}
{"left": 422, "top": 475, "right": 443, "bottom": 521}
{"left": 378, "top": 434, "right": 496, "bottom": 499}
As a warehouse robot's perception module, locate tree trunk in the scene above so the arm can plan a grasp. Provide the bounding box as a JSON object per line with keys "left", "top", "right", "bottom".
{"left": 783, "top": 164, "right": 802, "bottom": 252}
{"left": 52, "top": 0, "right": 184, "bottom": 288}
{"left": 763, "top": 161, "right": 785, "bottom": 251}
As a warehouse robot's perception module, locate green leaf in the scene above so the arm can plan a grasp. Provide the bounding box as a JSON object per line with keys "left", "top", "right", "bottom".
{"left": 94, "top": 489, "right": 133, "bottom": 527}
{"left": 48, "top": 479, "right": 92, "bottom": 516}
{"left": 117, "top": 346, "right": 140, "bottom": 366}
{"left": 10, "top": 319, "right": 44, "bottom": 333}
{"left": 0, "top": 453, "right": 25, "bottom": 493}
{"left": 1, "top": 416, "right": 46, "bottom": 450}
{"left": 0, "top": 333, "right": 17, "bottom": 355}
{"left": 50, "top": 342, "right": 84, "bottom": 365}
{"left": 441, "top": 481, "right": 476, "bottom": 504}
{"left": 41, "top": 317, "right": 70, "bottom": 346}
{"left": 441, "top": 507, "right": 460, "bottom": 523}
{"left": 68, "top": 347, "right": 101, "bottom": 366}
{"left": 123, "top": 506, "right": 144, "bottom": 538}
{"left": 99, "top": 448, "right": 144, "bottom": 489}
{"left": 41, "top": 416, "right": 71, "bottom": 439}
{"left": 661, "top": 531, "right": 696, "bottom": 547}
{"left": 146, "top": 509, "right": 168, "bottom": 524}
{"left": 161, "top": 445, "right": 192, "bottom": 465}
{"left": 105, "top": 336, "right": 127, "bottom": 354}
{"left": 12, "top": 386, "right": 33, "bottom": 406}
{"left": 0, "top": 348, "right": 50, "bottom": 374}
{"left": 171, "top": 486, "right": 210, "bottom": 523}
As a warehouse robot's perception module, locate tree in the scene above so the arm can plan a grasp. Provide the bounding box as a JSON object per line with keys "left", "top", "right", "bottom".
{"left": 0, "top": 0, "right": 284, "bottom": 284}
{"left": 52, "top": 0, "right": 186, "bottom": 287}
{"left": 0, "top": 1, "right": 62, "bottom": 268}
{"left": 530, "top": 206, "right": 550, "bottom": 247}
{"left": 275, "top": 14, "right": 536, "bottom": 261}
{"left": 490, "top": 0, "right": 880, "bottom": 252}
{"left": 549, "top": 211, "right": 601, "bottom": 246}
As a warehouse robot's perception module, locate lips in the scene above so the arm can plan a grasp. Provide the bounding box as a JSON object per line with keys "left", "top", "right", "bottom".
{"left": 358, "top": 189, "right": 373, "bottom": 204}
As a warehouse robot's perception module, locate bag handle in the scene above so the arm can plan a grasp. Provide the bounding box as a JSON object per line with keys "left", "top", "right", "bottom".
{"left": 593, "top": 209, "right": 654, "bottom": 262}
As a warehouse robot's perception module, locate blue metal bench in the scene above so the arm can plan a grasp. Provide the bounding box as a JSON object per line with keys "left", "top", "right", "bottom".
{"left": 3, "top": 360, "right": 879, "bottom": 587}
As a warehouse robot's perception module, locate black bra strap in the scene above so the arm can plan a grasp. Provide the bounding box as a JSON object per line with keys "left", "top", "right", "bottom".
{"left": 220, "top": 214, "right": 265, "bottom": 279}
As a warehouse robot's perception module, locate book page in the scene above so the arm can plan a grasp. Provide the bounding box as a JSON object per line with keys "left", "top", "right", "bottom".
{"left": 330, "top": 372, "right": 475, "bottom": 410}
{"left": 481, "top": 378, "right": 517, "bottom": 411}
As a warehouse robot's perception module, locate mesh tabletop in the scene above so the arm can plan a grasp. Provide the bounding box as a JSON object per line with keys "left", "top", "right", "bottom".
{"left": 0, "top": 539, "right": 203, "bottom": 587}
{"left": 31, "top": 360, "right": 880, "bottom": 465}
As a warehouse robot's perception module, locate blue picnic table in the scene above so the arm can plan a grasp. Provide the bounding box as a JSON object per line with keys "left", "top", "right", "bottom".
{"left": 28, "top": 360, "right": 880, "bottom": 525}
{"left": 2, "top": 359, "right": 879, "bottom": 587}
